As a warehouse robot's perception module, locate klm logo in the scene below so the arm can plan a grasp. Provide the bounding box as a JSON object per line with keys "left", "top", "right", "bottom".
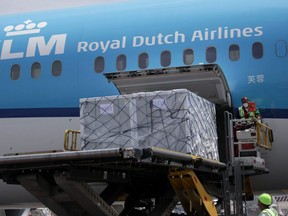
{"left": 1, "top": 20, "right": 67, "bottom": 60}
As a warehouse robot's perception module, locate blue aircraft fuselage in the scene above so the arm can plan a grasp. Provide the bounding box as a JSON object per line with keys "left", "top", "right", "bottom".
{"left": 0, "top": 0, "right": 288, "bottom": 206}
{"left": 0, "top": 0, "right": 287, "bottom": 118}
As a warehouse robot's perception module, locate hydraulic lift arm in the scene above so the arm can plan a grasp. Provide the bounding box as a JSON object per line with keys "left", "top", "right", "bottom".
{"left": 168, "top": 168, "right": 218, "bottom": 216}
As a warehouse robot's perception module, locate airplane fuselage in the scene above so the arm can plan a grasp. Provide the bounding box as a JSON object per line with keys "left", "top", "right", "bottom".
{"left": 0, "top": 0, "right": 288, "bottom": 207}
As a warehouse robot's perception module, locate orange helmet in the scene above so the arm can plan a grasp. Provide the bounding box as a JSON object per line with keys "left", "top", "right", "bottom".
{"left": 241, "top": 97, "right": 248, "bottom": 103}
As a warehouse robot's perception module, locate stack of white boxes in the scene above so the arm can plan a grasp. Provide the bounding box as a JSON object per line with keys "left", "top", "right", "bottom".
{"left": 80, "top": 89, "right": 219, "bottom": 160}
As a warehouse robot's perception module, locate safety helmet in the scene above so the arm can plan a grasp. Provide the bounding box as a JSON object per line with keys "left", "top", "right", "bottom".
{"left": 258, "top": 193, "right": 272, "bottom": 206}
{"left": 241, "top": 97, "right": 248, "bottom": 103}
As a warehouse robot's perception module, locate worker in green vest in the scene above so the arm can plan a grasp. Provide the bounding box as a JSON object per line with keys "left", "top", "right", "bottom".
{"left": 238, "top": 97, "right": 261, "bottom": 121}
{"left": 258, "top": 193, "right": 278, "bottom": 216}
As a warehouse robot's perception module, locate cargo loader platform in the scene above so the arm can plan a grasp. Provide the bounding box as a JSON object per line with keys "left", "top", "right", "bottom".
{"left": 0, "top": 146, "right": 270, "bottom": 216}
{"left": 0, "top": 147, "right": 226, "bottom": 216}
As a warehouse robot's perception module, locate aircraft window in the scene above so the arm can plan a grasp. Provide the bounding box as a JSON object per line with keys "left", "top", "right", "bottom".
{"left": 161, "top": 51, "right": 171, "bottom": 67}
{"left": 52, "top": 60, "right": 62, "bottom": 77}
{"left": 183, "top": 49, "right": 194, "bottom": 65}
{"left": 94, "top": 56, "right": 105, "bottom": 73}
{"left": 138, "top": 53, "right": 149, "bottom": 69}
{"left": 275, "top": 40, "right": 287, "bottom": 57}
{"left": 206, "top": 47, "right": 217, "bottom": 63}
{"left": 116, "top": 54, "right": 126, "bottom": 71}
{"left": 11, "top": 64, "right": 20, "bottom": 80}
{"left": 252, "top": 42, "right": 263, "bottom": 59}
{"left": 31, "top": 62, "right": 41, "bottom": 79}
{"left": 229, "top": 44, "right": 240, "bottom": 61}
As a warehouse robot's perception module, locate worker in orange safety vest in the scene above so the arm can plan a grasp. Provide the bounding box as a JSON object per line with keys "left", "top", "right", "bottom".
{"left": 238, "top": 96, "right": 261, "bottom": 121}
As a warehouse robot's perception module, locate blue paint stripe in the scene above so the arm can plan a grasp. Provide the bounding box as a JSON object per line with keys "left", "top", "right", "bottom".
{"left": 259, "top": 109, "right": 288, "bottom": 119}
{"left": 0, "top": 108, "right": 288, "bottom": 119}
{"left": 0, "top": 108, "right": 79, "bottom": 118}
{"left": 233, "top": 108, "right": 288, "bottom": 119}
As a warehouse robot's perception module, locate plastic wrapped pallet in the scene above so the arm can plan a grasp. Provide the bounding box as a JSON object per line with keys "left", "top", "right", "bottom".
{"left": 80, "top": 89, "right": 219, "bottom": 160}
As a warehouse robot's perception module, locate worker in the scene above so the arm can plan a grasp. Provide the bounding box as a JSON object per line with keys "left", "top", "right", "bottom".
{"left": 238, "top": 96, "right": 261, "bottom": 121}
{"left": 258, "top": 193, "right": 278, "bottom": 216}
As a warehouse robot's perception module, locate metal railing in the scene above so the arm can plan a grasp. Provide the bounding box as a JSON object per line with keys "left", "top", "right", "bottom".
{"left": 255, "top": 121, "right": 273, "bottom": 150}
{"left": 233, "top": 119, "right": 273, "bottom": 150}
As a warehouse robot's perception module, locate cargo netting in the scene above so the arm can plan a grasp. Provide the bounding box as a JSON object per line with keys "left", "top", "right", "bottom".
{"left": 80, "top": 89, "right": 219, "bottom": 160}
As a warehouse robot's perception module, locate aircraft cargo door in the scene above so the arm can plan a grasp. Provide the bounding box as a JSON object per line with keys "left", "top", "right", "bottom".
{"left": 104, "top": 64, "right": 232, "bottom": 107}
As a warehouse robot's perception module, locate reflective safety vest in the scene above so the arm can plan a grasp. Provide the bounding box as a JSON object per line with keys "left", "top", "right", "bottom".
{"left": 238, "top": 106, "right": 256, "bottom": 119}
{"left": 259, "top": 208, "right": 279, "bottom": 216}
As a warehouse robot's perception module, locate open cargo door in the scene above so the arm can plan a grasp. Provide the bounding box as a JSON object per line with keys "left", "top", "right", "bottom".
{"left": 104, "top": 64, "right": 232, "bottom": 107}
